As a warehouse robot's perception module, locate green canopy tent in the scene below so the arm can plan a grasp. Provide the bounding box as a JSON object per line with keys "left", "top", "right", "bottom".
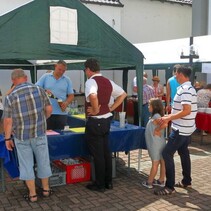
{"left": 0, "top": 0, "right": 144, "bottom": 125}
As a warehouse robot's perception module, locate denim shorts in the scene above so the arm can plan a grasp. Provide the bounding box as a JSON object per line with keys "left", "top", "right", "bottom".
{"left": 14, "top": 135, "right": 52, "bottom": 180}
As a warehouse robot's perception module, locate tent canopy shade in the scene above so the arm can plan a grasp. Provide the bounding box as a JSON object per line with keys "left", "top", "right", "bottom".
{"left": 0, "top": 0, "right": 145, "bottom": 125}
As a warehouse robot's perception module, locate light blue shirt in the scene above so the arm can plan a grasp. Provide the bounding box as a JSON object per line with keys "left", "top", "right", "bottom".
{"left": 169, "top": 76, "right": 180, "bottom": 105}
{"left": 36, "top": 73, "right": 74, "bottom": 115}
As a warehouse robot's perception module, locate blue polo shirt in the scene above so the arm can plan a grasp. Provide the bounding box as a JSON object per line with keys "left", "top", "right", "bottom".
{"left": 36, "top": 73, "right": 74, "bottom": 115}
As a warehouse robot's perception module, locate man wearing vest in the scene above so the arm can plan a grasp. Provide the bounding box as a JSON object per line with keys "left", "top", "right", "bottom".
{"left": 154, "top": 65, "right": 197, "bottom": 195}
{"left": 84, "top": 58, "right": 127, "bottom": 192}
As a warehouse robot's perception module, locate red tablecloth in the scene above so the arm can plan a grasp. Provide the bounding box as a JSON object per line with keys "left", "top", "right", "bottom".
{"left": 195, "top": 112, "right": 211, "bottom": 133}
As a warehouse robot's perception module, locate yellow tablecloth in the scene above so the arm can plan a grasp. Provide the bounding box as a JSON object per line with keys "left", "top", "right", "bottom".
{"left": 71, "top": 114, "right": 85, "bottom": 120}
{"left": 69, "top": 127, "right": 85, "bottom": 133}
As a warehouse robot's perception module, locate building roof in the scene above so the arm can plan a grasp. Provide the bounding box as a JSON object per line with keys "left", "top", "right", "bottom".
{"left": 80, "top": 0, "right": 124, "bottom": 7}
{"left": 166, "top": 0, "right": 192, "bottom": 5}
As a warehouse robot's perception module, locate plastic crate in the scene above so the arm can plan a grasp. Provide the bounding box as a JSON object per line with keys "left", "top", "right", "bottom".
{"left": 53, "top": 158, "right": 91, "bottom": 184}
{"left": 35, "top": 163, "right": 66, "bottom": 187}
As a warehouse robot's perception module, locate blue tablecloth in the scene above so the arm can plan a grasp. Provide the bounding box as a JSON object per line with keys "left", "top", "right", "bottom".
{"left": 0, "top": 135, "right": 19, "bottom": 178}
{"left": 0, "top": 116, "right": 146, "bottom": 178}
{"left": 48, "top": 120, "right": 146, "bottom": 160}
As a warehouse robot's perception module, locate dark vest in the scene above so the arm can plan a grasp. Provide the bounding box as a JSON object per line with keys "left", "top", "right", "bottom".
{"left": 85, "top": 76, "right": 112, "bottom": 116}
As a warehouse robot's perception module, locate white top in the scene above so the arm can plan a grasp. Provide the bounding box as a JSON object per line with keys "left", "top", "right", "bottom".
{"left": 132, "top": 76, "right": 137, "bottom": 96}
{"left": 171, "top": 81, "right": 197, "bottom": 136}
{"left": 85, "top": 73, "right": 125, "bottom": 118}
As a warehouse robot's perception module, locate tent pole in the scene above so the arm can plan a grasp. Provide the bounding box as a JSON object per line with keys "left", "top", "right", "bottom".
{"left": 122, "top": 68, "right": 128, "bottom": 111}
{"left": 136, "top": 63, "right": 143, "bottom": 126}
{"left": 33, "top": 65, "right": 37, "bottom": 83}
{"left": 136, "top": 62, "right": 144, "bottom": 172}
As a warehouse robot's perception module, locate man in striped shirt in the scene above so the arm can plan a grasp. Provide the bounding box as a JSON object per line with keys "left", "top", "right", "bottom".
{"left": 154, "top": 65, "right": 197, "bottom": 195}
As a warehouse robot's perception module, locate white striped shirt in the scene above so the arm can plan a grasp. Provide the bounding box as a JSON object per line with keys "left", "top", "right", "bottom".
{"left": 171, "top": 81, "right": 197, "bottom": 136}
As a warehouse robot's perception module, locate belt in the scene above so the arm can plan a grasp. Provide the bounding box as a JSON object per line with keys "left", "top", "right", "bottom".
{"left": 142, "top": 103, "right": 148, "bottom": 106}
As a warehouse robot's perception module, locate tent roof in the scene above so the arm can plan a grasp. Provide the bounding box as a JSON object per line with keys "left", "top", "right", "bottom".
{"left": 0, "top": 0, "right": 143, "bottom": 70}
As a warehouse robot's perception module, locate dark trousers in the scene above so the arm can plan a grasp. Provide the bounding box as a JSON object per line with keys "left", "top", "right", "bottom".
{"left": 0, "top": 110, "right": 3, "bottom": 119}
{"left": 162, "top": 130, "right": 192, "bottom": 190}
{"left": 47, "top": 114, "right": 67, "bottom": 130}
{"left": 85, "top": 117, "right": 112, "bottom": 188}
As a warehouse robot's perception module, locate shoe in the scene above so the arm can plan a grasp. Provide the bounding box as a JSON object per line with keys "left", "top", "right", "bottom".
{"left": 154, "top": 187, "right": 175, "bottom": 195}
{"left": 86, "top": 183, "right": 105, "bottom": 193}
{"left": 23, "top": 193, "right": 38, "bottom": 203}
{"left": 202, "top": 131, "right": 207, "bottom": 136}
{"left": 153, "top": 179, "right": 165, "bottom": 187}
{"left": 42, "top": 189, "right": 53, "bottom": 197}
{"left": 174, "top": 181, "right": 192, "bottom": 188}
{"left": 105, "top": 183, "right": 113, "bottom": 190}
{"left": 142, "top": 181, "right": 153, "bottom": 189}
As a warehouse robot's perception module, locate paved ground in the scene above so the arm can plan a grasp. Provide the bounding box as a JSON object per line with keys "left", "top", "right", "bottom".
{"left": 0, "top": 131, "right": 211, "bottom": 211}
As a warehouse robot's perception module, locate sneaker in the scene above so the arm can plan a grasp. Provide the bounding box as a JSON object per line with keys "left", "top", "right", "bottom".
{"left": 142, "top": 181, "right": 153, "bottom": 189}
{"left": 153, "top": 179, "right": 165, "bottom": 187}
{"left": 202, "top": 131, "right": 207, "bottom": 136}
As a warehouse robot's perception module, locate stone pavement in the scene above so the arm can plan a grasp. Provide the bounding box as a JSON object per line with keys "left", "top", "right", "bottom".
{"left": 0, "top": 131, "right": 211, "bottom": 211}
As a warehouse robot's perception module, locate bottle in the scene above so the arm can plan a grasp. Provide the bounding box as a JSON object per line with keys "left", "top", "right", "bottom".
{"left": 46, "top": 91, "right": 58, "bottom": 100}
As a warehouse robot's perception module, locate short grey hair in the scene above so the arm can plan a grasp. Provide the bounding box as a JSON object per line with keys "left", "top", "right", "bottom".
{"left": 11, "top": 69, "right": 26, "bottom": 80}
{"left": 143, "top": 77, "right": 147, "bottom": 84}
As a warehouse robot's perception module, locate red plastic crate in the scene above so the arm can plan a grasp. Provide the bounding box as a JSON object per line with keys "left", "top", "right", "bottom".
{"left": 53, "top": 158, "right": 91, "bottom": 184}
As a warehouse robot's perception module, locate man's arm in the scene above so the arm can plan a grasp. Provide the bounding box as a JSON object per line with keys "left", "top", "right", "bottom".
{"left": 109, "top": 92, "right": 127, "bottom": 112}
{"left": 3, "top": 118, "right": 14, "bottom": 151}
{"left": 160, "top": 104, "right": 191, "bottom": 126}
{"left": 45, "top": 105, "right": 53, "bottom": 119}
{"left": 133, "top": 86, "right": 138, "bottom": 93}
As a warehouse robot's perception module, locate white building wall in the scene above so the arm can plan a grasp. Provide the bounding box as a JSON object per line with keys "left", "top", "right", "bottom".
{"left": 0, "top": 0, "right": 193, "bottom": 97}
{"left": 0, "top": 0, "right": 33, "bottom": 16}
{"left": 82, "top": 4, "right": 122, "bottom": 33}
{"left": 120, "top": 0, "right": 192, "bottom": 43}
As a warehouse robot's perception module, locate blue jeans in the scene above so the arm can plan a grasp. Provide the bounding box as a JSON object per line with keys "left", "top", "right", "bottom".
{"left": 142, "top": 104, "right": 150, "bottom": 127}
{"left": 15, "top": 135, "right": 52, "bottom": 180}
{"left": 162, "top": 130, "right": 192, "bottom": 190}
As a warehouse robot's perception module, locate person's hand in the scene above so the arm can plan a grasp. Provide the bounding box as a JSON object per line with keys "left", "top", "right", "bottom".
{"left": 45, "top": 89, "right": 52, "bottom": 95}
{"left": 153, "top": 128, "right": 161, "bottom": 137}
{"left": 87, "top": 105, "right": 101, "bottom": 116}
{"left": 157, "top": 116, "right": 171, "bottom": 127}
{"left": 5, "top": 140, "right": 14, "bottom": 151}
{"left": 60, "top": 101, "right": 68, "bottom": 112}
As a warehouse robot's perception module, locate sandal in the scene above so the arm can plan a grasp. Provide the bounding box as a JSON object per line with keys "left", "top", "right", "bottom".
{"left": 142, "top": 181, "right": 153, "bottom": 189}
{"left": 42, "top": 189, "right": 53, "bottom": 197}
{"left": 154, "top": 187, "right": 175, "bottom": 195}
{"left": 153, "top": 179, "right": 165, "bottom": 187}
{"left": 175, "top": 181, "right": 192, "bottom": 188}
{"left": 23, "top": 194, "right": 38, "bottom": 203}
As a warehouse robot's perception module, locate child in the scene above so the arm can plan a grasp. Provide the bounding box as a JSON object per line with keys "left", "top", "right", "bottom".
{"left": 142, "top": 98, "right": 166, "bottom": 189}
